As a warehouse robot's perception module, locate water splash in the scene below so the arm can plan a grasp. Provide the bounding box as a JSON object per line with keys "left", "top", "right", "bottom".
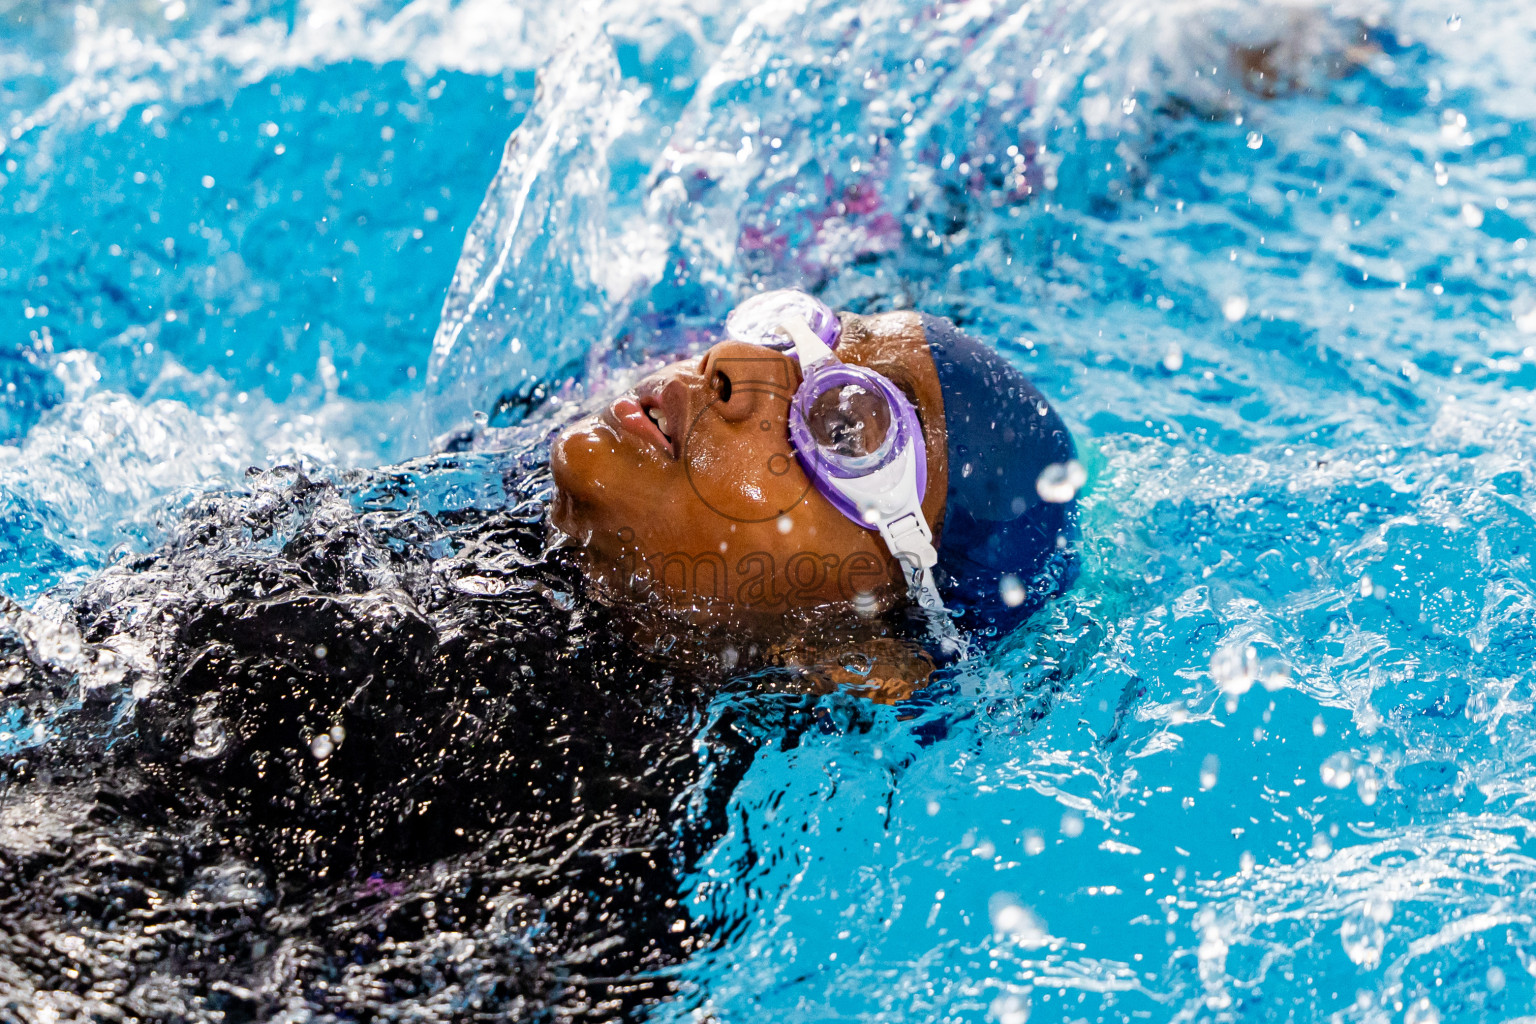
{"left": 424, "top": 28, "right": 633, "bottom": 438}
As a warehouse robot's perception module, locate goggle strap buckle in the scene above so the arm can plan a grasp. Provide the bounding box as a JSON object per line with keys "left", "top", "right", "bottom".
{"left": 877, "top": 510, "right": 944, "bottom": 610}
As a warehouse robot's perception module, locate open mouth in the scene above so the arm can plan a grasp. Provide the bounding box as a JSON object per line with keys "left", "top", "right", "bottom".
{"left": 645, "top": 405, "right": 674, "bottom": 447}
{"left": 608, "top": 394, "right": 677, "bottom": 458}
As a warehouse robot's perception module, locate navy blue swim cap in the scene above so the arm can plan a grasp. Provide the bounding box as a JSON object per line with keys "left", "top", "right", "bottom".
{"left": 919, "top": 314, "right": 1078, "bottom": 633}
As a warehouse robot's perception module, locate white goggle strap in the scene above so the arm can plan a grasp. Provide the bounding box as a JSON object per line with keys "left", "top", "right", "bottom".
{"left": 876, "top": 507, "right": 944, "bottom": 611}
{"left": 882, "top": 505, "right": 965, "bottom": 658}
{"left": 778, "top": 316, "right": 836, "bottom": 366}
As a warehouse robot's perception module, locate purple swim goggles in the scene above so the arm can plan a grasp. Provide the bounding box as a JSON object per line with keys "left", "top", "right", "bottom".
{"left": 725, "top": 289, "right": 945, "bottom": 612}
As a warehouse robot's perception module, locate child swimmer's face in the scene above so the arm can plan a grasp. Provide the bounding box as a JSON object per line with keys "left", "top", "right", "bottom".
{"left": 551, "top": 311, "right": 949, "bottom": 620}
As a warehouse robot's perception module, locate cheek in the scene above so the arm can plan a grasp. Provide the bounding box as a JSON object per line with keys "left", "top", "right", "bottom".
{"left": 551, "top": 422, "right": 678, "bottom": 532}
{"left": 681, "top": 407, "right": 811, "bottom": 524}
{"left": 550, "top": 421, "right": 613, "bottom": 504}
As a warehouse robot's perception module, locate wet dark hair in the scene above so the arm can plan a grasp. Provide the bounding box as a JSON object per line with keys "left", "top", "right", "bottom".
{"left": 0, "top": 444, "right": 799, "bottom": 1023}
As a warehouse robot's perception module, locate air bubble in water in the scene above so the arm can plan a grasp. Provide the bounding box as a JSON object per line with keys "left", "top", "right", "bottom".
{"left": 1445, "top": 14, "right": 1461, "bottom": 30}
{"left": 1162, "top": 343, "right": 1184, "bottom": 371}
{"left": 1024, "top": 831, "right": 1045, "bottom": 855}
{"left": 1460, "top": 203, "right": 1484, "bottom": 228}
{"left": 1035, "top": 460, "right": 1086, "bottom": 503}
{"left": 1245, "top": 132, "right": 1263, "bottom": 150}
{"left": 1222, "top": 295, "right": 1249, "bottom": 322}
{"left": 310, "top": 734, "right": 334, "bottom": 760}
{"left": 999, "top": 574, "right": 1025, "bottom": 607}
{"left": 1405, "top": 997, "right": 1440, "bottom": 1024}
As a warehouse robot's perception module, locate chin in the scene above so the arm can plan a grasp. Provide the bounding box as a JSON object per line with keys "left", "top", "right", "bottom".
{"left": 550, "top": 422, "right": 605, "bottom": 534}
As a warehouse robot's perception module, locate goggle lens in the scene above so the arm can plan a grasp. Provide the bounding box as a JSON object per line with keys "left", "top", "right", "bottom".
{"left": 805, "top": 381, "right": 894, "bottom": 464}
{"left": 726, "top": 289, "right": 840, "bottom": 351}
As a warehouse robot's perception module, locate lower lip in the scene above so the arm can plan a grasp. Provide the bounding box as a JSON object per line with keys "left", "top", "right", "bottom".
{"left": 606, "top": 396, "right": 675, "bottom": 457}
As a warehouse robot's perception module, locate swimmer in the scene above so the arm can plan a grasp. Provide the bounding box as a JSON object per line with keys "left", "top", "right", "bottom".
{"left": 550, "top": 290, "right": 1078, "bottom": 691}
{"left": 0, "top": 294, "right": 1076, "bottom": 1023}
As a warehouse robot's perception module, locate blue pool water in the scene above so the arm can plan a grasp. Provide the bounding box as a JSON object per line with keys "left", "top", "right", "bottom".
{"left": 6, "top": 0, "right": 1536, "bottom": 1020}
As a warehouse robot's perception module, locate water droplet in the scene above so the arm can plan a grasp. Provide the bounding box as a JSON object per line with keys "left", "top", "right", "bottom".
{"left": 310, "top": 734, "right": 334, "bottom": 760}
{"left": 1312, "top": 714, "right": 1326, "bottom": 737}
{"left": 777, "top": 515, "right": 794, "bottom": 534}
{"left": 989, "top": 992, "right": 1030, "bottom": 1024}
{"left": 1200, "top": 753, "right": 1220, "bottom": 790}
{"left": 1405, "top": 997, "right": 1440, "bottom": 1024}
{"left": 454, "top": 575, "right": 508, "bottom": 596}
{"left": 1211, "top": 644, "right": 1258, "bottom": 695}
{"left": 1197, "top": 925, "right": 1230, "bottom": 1007}
{"left": 1035, "top": 460, "right": 1086, "bottom": 503}
{"left": 1445, "top": 14, "right": 1461, "bottom": 30}
{"left": 1245, "top": 131, "right": 1263, "bottom": 150}
{"left": 1222, "top": 295, "right": 1249, "bottom": 322}
{"left": 1060, "top": 812, "right": 1084, "bottom": 838}
{"left": 1460, "top": 202, "right": 1484, "bottom": 228}
{"left": 1320, "top": 752, "right": 1355, "bottom": 788}
{"left": 1162, "top": 343, "right": 1184, "bottom": 372}
{"left": 1487, "top": 966, "right": 1506, "bottom": 993}
{"left": 188, "top": 706, "right": 229, "bottom": 761}
{"left": 989, "top": 894, "right": 1049, "bottom": 946}
{"left": 1024, "top": 831, "right": 1045, "bottom": 855}
{"left": 1339, "top": 899, "right": 1390, "bottom": 968}
{"left": 999, "top": 574, "right": 1025, "bottom": 607}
